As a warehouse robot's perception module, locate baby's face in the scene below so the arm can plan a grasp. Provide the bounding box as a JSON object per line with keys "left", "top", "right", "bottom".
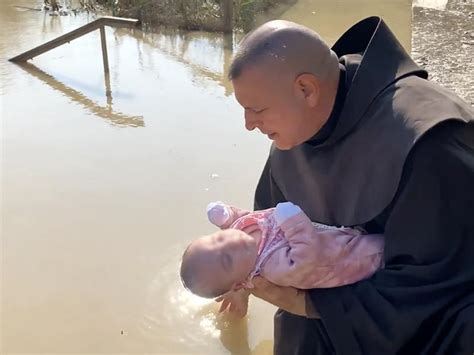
{"left": 193, "top": 229, "right": 258, "bottom": 293}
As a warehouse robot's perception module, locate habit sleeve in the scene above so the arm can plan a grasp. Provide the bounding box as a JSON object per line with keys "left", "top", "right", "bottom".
{"left": 308, "top": 122, "right": 474, "bottom": 354}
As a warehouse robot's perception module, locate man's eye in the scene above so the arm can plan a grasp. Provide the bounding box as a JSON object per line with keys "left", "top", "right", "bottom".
{"left": 286, "top": 247, "right": 291, "bottom": 257}
{"left": 245, "top": 108, "right": 266, "bottom": 114}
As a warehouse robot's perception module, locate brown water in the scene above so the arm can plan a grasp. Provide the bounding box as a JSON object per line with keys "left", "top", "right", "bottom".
{"left": 1, "top": 1, "right": 413, "bottom": 354}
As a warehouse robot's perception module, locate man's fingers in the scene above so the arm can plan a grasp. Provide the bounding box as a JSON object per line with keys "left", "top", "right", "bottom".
{"left": 252, "top": 277, "right": 289, "bottom": 303}
{"left": 251, "top": 276, "right": 272, "bottom": 291}
{"left": 235, "top": 307, "right": 247, "bottom": 318}
{"left": 228, "top": 304, "right": 246, "bottom": 318}
{"left": 251, "top": 277, "right": 307, "bottom": 316}
{"left": 219, "top": 298, "right": 230, "bottom": 313}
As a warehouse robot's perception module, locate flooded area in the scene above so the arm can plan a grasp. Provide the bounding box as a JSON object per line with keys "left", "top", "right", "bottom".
{"left": 1, "top": 0, "right": 472, "bottom": 354}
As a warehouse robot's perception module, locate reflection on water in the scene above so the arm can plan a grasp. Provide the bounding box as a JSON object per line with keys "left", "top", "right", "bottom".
{"left": 121, "top": 28, "right": 236, "bottom": 96}
{"left": 2, "top": 0, "right": 415, "bottom": 353}
{"left": 17, "top": 62, "right": 144, "bottom": 127}
{"left": 138, "top": 246, "right": 220, "bottom": 353}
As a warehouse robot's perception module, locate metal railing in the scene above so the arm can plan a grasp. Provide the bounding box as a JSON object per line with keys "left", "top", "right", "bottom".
{"left": 9, "top": 16, "right": 139, "bottom": 76}
{"left": 9, "top": 16, "right": 139, "bottom": 99}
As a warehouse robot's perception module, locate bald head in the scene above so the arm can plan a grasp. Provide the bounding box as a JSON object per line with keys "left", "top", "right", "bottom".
{"left": 229, "top": 20, "right": 339, "bottom": 82}
{"left": 180, "top": 239, "right": 232, "bottom": 298}
{"left": 180, "top": 229, "right": 258, "bottom": 298}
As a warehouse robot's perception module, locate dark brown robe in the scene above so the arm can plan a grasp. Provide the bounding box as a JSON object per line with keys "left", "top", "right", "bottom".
{"left": 254, "top": 16, "right": 474, "bottom": 354}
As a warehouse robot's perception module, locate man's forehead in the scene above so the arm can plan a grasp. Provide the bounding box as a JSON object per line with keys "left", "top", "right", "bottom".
{"left": 234, "top": 71, "right": 289, "bottom": 107}
{"left": 234, "top": 63, "right": 267, "bottom": 83}
{"left": 233, "top": 86, "right": 263, "bottom": 108}
{"left": 233, "top": 65, "right": 275, "bottom": 96}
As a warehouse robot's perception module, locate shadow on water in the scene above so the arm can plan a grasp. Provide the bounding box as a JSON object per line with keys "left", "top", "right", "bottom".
{"left": 15, "top": 62, "right": 145, "bottom": 127}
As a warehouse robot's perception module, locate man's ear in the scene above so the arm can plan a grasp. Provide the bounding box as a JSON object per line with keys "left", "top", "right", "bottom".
{"left": 294, "top": 73, "right": 320, "bottom": 107}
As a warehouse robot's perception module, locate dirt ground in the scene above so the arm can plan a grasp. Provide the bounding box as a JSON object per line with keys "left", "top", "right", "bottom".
{"left": 412, "top": 0, "right": 474, "bottom": 104}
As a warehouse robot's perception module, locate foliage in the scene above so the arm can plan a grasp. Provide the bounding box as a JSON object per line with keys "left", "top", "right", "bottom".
{"left": 93, "top": 0, "right": 292, "bottom": 32}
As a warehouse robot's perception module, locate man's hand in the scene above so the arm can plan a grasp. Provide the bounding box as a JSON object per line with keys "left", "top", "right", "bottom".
{"left": 250, "top": 276, "right": 308, "bottom": 317}
{"left": 215, "top": 289, "right": 250, "bottom": 318}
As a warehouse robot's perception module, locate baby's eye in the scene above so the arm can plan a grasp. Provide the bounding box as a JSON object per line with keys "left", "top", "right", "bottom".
{"left": 221, "top": 252, "right": 233, "bottom": 272}
{"left": 285, "top": 247, "right": 295, "bottom": 266}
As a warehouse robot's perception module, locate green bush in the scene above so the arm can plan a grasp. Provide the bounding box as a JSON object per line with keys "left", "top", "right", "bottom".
{"left": 94, "top": 0, "right": 293, "bottom": 32}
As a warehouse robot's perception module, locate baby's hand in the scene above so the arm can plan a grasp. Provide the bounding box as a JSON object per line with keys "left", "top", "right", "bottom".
{"left": 275, "top": 203, "right": 313, "bottom": 240}
{"left": 207, "top": 201, "right": 250, "bottom": 229}
{"left": 280, "top": 213, "right": 314, "bottom": 240}
{"left": 214, "top": 289, "right": 250, "bottom": 318}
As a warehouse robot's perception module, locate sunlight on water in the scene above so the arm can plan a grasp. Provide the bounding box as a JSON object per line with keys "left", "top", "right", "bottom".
{"left": 136, "top": 246, "right": 265, "bottom": 353}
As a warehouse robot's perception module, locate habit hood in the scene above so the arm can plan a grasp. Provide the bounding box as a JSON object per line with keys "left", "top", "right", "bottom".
{"left": 255, "top": 16, "right": 474, "bottom": 355}
{"left": 268, "top": 16, "right": 473, "bottom": 227}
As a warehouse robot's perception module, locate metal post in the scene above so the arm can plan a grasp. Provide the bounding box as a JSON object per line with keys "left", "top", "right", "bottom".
{"left": 104, "top": 72, "right": 112, "bottom": 100}
{"left": 223, "top": 33, "right": 234, "bottom": 96}
{"left": 99, "top": 25, "right": 110, "bottom": 75}
{"left": 223, "top": 0, "right": 233, "bottom": 33}
{"left": 99, "top": 25, "right": 111, "bottom": 97}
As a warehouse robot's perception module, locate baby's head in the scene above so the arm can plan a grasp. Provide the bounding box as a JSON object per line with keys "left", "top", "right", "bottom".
{"left": 180, "top": 229, "right": 258, "bottom": 298}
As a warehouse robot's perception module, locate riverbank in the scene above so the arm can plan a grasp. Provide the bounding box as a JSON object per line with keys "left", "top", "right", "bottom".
{"left": 412, "top": 0, "right": 473, "bottom": 104}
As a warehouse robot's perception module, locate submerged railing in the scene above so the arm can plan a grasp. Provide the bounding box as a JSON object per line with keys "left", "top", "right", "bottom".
{"left": 9, "top": 16, "right": 139, "bottom": 99}
{"left": 9, "top": 16, "right": 139, "bottom": 76}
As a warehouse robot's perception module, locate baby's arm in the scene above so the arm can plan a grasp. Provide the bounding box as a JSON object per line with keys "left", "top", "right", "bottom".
{"left": 270, "top": 203, "right": 385, "bottom": 289}
{"left": 206, "top": 201, "right": 251, "bottom": 229}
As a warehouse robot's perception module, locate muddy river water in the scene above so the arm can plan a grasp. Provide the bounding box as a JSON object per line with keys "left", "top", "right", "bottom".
{"left": 1, "top": 0, "right": 471, "bottom": 353}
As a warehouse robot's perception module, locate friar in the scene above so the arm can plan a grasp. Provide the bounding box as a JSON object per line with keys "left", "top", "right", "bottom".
{"left": 226, "top": 16, "right": 474, "bottom": 354}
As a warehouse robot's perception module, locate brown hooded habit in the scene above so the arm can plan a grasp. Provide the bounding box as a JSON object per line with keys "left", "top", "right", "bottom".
{"left": 254, "top": 17, "right": 474, "bottom": 354}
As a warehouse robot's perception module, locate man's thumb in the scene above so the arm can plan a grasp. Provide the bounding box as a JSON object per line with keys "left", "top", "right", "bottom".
{"left": 252, "top": 276, "right": 265, "bottom": 288}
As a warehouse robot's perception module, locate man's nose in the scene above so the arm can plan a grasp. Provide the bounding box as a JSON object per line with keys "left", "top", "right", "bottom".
{"left": 245, "top": 119, "right": 257, "bottom": 131}
{"left": 244, "top": 112, "right": 259, "bottom": 131}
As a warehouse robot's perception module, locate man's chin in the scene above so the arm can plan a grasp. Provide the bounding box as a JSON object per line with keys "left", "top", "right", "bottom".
{"left": 273, "top": 140, "right": 295, "bottom": 151}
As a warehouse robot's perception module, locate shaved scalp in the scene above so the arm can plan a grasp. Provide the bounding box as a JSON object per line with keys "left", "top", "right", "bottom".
{"left": 229, "top": 20, "right": 339, "bottom": 82}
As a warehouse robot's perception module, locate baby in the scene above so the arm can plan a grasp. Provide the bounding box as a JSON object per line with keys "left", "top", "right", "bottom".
{"left": 180, "top": 202, "right": 384, "bottom": 315}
